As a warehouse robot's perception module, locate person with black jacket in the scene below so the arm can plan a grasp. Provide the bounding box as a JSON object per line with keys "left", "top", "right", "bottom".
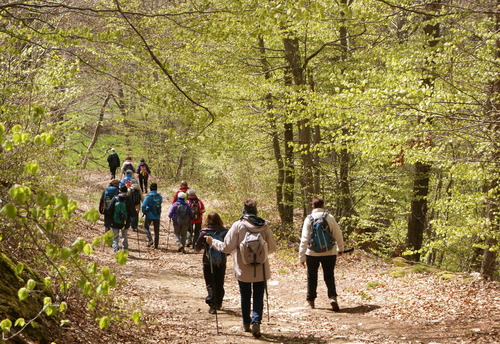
{"left": 107, "top": 186, "right": 138, "bottom": 252}
{"left": 107, "top": 148, "right": 120, "bottom": 180}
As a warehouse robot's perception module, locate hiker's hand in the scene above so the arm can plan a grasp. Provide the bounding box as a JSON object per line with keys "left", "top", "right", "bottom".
{"left": 300, "top": 262, "right": 305, "bottom": 268}
{"left": 205, "top": 236, "right": 213, "bottom": 245}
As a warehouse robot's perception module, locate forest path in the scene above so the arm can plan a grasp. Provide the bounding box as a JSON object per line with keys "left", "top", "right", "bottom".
{"left": 71, "top": 170, "right": 500, "bottom": 344}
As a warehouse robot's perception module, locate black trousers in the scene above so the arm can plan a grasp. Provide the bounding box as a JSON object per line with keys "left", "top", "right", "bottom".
{"left": 202, "top": 263, "right": 226, "bottom": 307}
{"left": 306, "top": 254, "right": 337, "bottom": 301}
{"left": 139, "top": 175, "right": 149, "bottom": 193}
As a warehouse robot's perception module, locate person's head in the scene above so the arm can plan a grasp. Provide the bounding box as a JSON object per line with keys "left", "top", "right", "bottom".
{"left": 126, "top": 170, "right": 133, "bottom": 176}
{"left": 111, "top": 148, "right": 115, "bottom": 152}
{"left": 140, "top": 158, "right": 145, "bottom": 163}
{"left": 131, "top": 180, "right": 138, "bottom": 186}
{"left": 150, "top": 183, "right": 158, "bottom": 191}
{"left": 188, "top": 189, "right": 196, "bottom": 196}
{"left": 205, "top": 212, "right": 224, "bottom": 227}
{"left": 242, "top": 199, "right": 258, "bottom": 215}
{"left": 110, "top": 179, "right": 119, "bottom": 187}
{"left": 126, "top": 156, "right": 132, "bottom": 161}
{"left": 120, "top": 186, "right": 128, "bottom": 193}
{"left": 312, "top": 196, "right": 324, "bottom": 209}
{"left": 180, "top": 181, "right": 188, "bottom": 187}
{"left": 177, "top": 192, "right": 186, "bottom": 200}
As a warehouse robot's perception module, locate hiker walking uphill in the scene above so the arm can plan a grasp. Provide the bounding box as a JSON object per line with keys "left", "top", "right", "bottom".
{"left": 187, "top": 189, "right": 205, "bottom": 248}
{"left": 121, "top": 157, "right": 135, "bottom": 178}
{"left": 136, "top": 158, "right": 151, "bottom": 193}
{"left": 299, "top": 196, "right": 344, "bottom": 312}
{"left": 106, "top": 186, "right": 138, "bottom": 252}
{"left": 141, "top": 183, "right": 163, "bottom": 249}
{"left": 194, "top": 212, "right": 228, "bottom": 315}
{"left": 128, "top": 180, "right": 143, "bottom": 232}
{"left": 119, "top": 169, "right": 138, "bottom": 189}
{"left": 168, "top": 192, "right": 192, "bottom": 253}
{"left": 99, "top": 179, "right": 120, "bottom": 232}
{"left": 107, "top": 148, "right": 120, "bottom": 180}
{"left": 206, "top": 199, "right": 277, "bottom": 339}
{"left": 172, "top": 181, "right": 189, "bottom": 204}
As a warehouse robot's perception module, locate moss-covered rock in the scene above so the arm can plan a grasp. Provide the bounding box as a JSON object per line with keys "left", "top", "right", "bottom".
{"left": 0, "top": 252, "right": 56, "bottom": 344}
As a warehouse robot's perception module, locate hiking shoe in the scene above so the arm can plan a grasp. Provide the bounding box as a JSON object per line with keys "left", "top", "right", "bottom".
{"left": 307, "top": 300, "right": 315, "bottom": 309}
{"left": 330, "top": 297, "right": 340, "bottom": 312}
{"left": 147, "top": 241, "right": 153, "bottom": 247}
{"left": 216, "top": 303, "right": 222, "bottom": 310}
{"left": 177, "top": 246, "right": 183, "bottom": 252}
{"left": 242, "top": 323, "right": 251, "bottom": 332}
{"left": 181, "top": 247, "right": 186, "bottom": 254}
{"left": 251, "top": 323, "right": 261, "bottom": 338}
{"left": 208, "top": 306, "right": 216, "bottom": 314}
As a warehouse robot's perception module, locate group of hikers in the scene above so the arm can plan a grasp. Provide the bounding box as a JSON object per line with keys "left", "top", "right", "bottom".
{"left": 100, "top": 149, "right": 345, "bottom": 339}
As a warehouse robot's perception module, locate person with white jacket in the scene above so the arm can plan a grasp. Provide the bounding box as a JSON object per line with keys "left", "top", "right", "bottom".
{"left": 299, "top": 196, "right": 345, "bottom": 311}
{"left": 206, "top": 199, "right": 277, "bottom": 338}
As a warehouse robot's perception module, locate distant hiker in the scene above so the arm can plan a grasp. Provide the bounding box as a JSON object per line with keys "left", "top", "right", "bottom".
{"left": 195, "top": 212, "right": 228, "bottom": 314}
{"left": 107, "top": 186, "right": 138, "bottom": 252}
{"left": 141, "top": 183, "right": 163, "bottom": 249}
{"left": 168, "top": 191, "right": 193, "bottom": 253}
{"left": 206, "top": 199, "right": 276, "bottom": 338}
{"left": 99, "top": 179, "right": 120, "bottom": 232}
{"left": 298, "top": 196, "right": 344, "bottom": 311}
{"left": 187, "top": 189, "right": 205, "bottom": 248}
{"left": 121, "top": 157, "right": 135, "bottom": 178}
{"left": 128, "top": 180, "right": 143, "bottom": 232}
{"left": 119, "top": 169, "right": 138, "bottom": 189}
{"left": 171, "top": 181, "right": 189, "bottom": 204}
{"left": 136, "top": 158, "right": 151, "bottom": 193}
{"left": 107, "top": 148, "right": 120, "bottom": 180}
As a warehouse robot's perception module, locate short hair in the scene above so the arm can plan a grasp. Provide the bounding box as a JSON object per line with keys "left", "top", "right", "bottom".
{"left": 150, "top": 183, "right": 158, "bottom": 191}
{"left": 110, "top": 180, "right": 119, "bottom": 187}
{"left": 120, "top": 186, "right": 128, "bottom": 193}
{"left": 205, "top": 212, "right": 224, "bottom": 227}
{"left": 312, "top": 197, "right": 324, "bottom": 209}
{"left": 180, "top": 181, "right": 188, "bottom": 187}
{"left": 243, "top": 199, "right": 258, "bottom": 215}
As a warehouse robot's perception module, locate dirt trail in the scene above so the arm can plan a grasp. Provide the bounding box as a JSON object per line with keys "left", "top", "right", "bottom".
{"left": 70, "top": 171, "right": 500, "bottom": 344}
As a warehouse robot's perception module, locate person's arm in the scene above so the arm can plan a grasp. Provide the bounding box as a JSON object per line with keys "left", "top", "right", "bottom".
{"left": 298, "top": 216, "right": 311, "bottom": 265}
{"left": 199, "top": 199, "right": 205, "bottom": 214}
{"left": 328, "top": 215, "right": 344, "bottom": 253}
{"left": 265, "top": 225, "right": 277, "bottom": 254}
{"left": 207, "top": 221, "right": 240, "bottom": 254}
{"left": 141, "top": 196, "right": 149, "bottom": 214}
{"left": 168, "top": 202, "right": 176, "bottom": 218}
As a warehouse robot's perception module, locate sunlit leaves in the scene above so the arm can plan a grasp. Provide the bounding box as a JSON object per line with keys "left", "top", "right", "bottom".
{"left": 0, "top": 319, "right": 12, "bottom": 334}
{"left": 18, "top": 288, "right": 29, "bottom": 301}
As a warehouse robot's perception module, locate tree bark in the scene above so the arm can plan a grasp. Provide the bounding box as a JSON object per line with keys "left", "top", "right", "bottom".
{"left": 80, "top": 94, "right": 111, "bottom": 168}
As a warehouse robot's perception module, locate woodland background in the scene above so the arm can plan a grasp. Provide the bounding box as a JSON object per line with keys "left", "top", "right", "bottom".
{"left": 0, "top": 0, "right": 498, "bottom": 342}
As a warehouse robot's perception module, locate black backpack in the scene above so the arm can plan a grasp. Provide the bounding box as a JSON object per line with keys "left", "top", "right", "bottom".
{"left": 175, "top": 202, "right": 190, "bottom": 224}
{"left": 206, "top": 229, "right": 228, "bottom": 265}
{"left": 190, "top": 199, "right": 200, "bottom": 220}
{"left": 130, "top": 188, "right": 141, "bottom": 206}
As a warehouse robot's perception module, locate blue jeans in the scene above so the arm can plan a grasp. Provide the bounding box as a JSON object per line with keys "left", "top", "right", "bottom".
{"left": 112, "top": 227, "right": 128, "bottom": 251}
{"left": 238, "top": 280, "right": 265, "bottom": 325}
{"left": 306, "top": 254, "right": 337, "bottom": 301}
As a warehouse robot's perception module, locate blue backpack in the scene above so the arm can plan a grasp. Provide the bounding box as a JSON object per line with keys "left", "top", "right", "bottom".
{"left": 206, "top": 229, "right": 228, "bottom": 265}
{"left": 99, "top": 186, "right": 118, "bottom": 214}
{"left": 308, "top": 212, "right": 334, "bottom": 253}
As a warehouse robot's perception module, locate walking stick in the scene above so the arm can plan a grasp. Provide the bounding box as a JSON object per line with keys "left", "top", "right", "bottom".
{"left": 263, "top": 264, "right": 270, "bottom": 322}
{"left": 136, "top": 219, "right": 141, "bottom": 257}
{"left": 206, "top": 242, "right": 220, "bottom": 335}
{"left": 166, "top": 218, "right": 171, "bottom": 252}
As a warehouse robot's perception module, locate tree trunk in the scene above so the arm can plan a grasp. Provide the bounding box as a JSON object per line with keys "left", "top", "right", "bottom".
{"left": 80, "top": 94, "right": 111, "bottom": 168}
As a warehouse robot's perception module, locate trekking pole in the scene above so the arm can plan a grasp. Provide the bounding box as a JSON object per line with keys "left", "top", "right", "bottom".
{"left": 166, "top": 218, "right": 171, "bottom": 252}
{"left": 263, "top": 264, "right": 270, "bottom": 323}
{"left": 136, "top": 222, "right": 141, "bottom": 257}
{"left": 206, "top": 242, "right": 219, "bottom": 335}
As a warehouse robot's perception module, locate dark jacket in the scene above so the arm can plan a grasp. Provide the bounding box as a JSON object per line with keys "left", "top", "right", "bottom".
{"left": 195, "top": 225, "right": 228, "bottom": 265}
{"left": 136, "top": 162, "right": 151, "bottom": 176}
{"left": 106, "top": 192, "right": 138, "bottom": 229}
{"left": 107, "top": 152, "right": 120, "bottom": 169}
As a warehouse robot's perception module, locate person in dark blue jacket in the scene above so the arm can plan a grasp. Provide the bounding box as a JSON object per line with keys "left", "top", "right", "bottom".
{"left": 141, "top": 183, "right": 163, "bottom": 249}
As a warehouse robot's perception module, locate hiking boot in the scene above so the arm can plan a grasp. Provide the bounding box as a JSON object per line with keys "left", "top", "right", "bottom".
{"left": 181, "top": 247, "right": 186, "bottom": 254}
{"left": 177, "top": 246, "right": 183, "bottom": 252}
{"left": 251, "top": 323, "right": 261, "bottom": 338}
{"left": 147, "top": 241, "right": 153, "bottom": 247}
{"left": 307, "top": 300, "right": 315, "bottom": 309}
{"left": 330, "top": 297, "right": 340, "bottom": 312}
{"left": 208, "top": 306, "right": 216, "bottom": 314}
{"left": 216, "top": 303, "right": 222, "bottom": 310}
{"left": 242, "top": 323, "right": 251, "bottom": 332}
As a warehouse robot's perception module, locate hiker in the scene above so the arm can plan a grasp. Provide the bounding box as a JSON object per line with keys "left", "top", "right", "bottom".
{"left": 121, "top": 156, "right": 135, "bottom": 178}
{"left": 187, "top": 189, "right": 205, "bottom": 248}
{"left": 107, "top": 186, "right": 138, "bottom": 252}
{"left": 168, "top": 191, "right": 192, "bottom": 253}
{"left": 141, "top": 183, "right": 163, "bottom": 249}
{"left": 298, "top": 196, "right": 345, "bottom": 311}
{"left": 194, "top": 212, "right": 228, "bottom": 314}
{"left": 128, "top": 180, "right": 143, "bottom": 232}
{"left": 206, "top": 199, "right": 276, "bottom": 338}
{"left": 99, "top": 179, "right": 120, "bottom": 232}
{"left": 119, "top": 169, "right": 138, "bottom": 189}
{"left": 171, "top": 181, "right": 189, "bottom": 204}
{"left": 107, "top": 148, "right": 120, "bottom": 180}
{"left": 136, "top": 158, "right": 151, "bottom": 193}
